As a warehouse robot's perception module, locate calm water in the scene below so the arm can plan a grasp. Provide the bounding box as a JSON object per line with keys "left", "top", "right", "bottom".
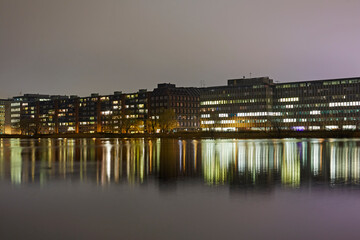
{"left": 1, "top": 138, "right": 360, "bottom": 239}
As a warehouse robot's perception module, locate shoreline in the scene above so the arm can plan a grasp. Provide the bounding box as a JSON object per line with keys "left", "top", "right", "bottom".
{"left": 2, "top": 130, "right": 360, "bottom": 139}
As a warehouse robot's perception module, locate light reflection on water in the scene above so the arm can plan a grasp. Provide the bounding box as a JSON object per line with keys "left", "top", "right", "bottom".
{"left": 1, "top": 138, "right": 360, "bottom": 188}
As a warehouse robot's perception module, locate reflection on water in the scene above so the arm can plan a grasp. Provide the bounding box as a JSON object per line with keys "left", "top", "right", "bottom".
{"left": 1, "top": 138, "right": 360, "bottom": 188}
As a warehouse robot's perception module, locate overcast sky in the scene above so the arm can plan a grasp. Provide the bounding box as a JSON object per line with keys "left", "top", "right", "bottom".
{"left": 1, "top": 0, "right": 359, "bottom": 98}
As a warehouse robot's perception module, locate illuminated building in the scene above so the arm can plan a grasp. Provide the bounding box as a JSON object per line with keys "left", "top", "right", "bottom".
{"left": 10, "top": 94, "right": 52, "bottom": 134}
{"left": 123, "top": 89, "right": 151, "bottom": 133}
{"left": 9, "top": 76, "right": 360, "bottom": 134}
{"left": 57, "top": 96, "right": 78, "bottom": 133}
{"left": 0, "top": 99, "right": 11, "bottom": 134}
{"left": 150, "top": 83, "right": 200, "bottom": 131}
{"left": 78, "top": 94, "right": 101, "bottom": 133}
{"left": 200, "top": 76, "right": 360, "bottom": 131}
{"left": 274, "top": 77, "right": 360, "bottom": 131}
{"left": 100, "top": 92, "right": 123, "bottom": 133}
{"left": 200, "top": 77, "right": 274, "bottom": 131}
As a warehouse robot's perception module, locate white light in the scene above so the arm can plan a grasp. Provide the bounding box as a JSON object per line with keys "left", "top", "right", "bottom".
{"left": 220, "top": 120, "right": 235, "bottom": 124}
{"left": 283, "top": 118, "right": 296, "bottom": 123}
{"left": 343, "top": 125, "right": 356, "bottom": 130}
{"left": 279, "top": 97, "right": 299, "bottom": 102}
{"left": 310, "top": 110, "right": 321, "bottom": 115}
{"left": 325, "top": 125, "right": 339, "bottom": 130}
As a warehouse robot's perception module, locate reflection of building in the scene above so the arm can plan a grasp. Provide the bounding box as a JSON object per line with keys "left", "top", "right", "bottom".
{"left": 2, "top": 138, "right": 360, "bottom": 187}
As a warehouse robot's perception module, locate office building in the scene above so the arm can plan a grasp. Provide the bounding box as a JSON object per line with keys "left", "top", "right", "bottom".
{"left": 8, "top": 76, "right": 360, "bottom": 134}
{"left": 0, "top": 99, "right": 11, "bottom": 134}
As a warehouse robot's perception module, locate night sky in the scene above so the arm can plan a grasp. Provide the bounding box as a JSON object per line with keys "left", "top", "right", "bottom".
{"left": 1, "top": 0, "right": 359, "bottom": 98}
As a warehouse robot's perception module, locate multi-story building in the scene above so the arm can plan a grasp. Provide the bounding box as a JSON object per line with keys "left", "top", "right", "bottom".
{"left": 99, "top": 91, "right": 123, "bottom": 133}
{"left": 150, "top": 83, "right": 200, "bottom": 131}
{"left": 200, "top": 76, "right": 360, "bottom": 131}
{"left": 57, "top": 96, "right": 78, "bottom": 133}
{"left": 273, "top": 77, "right": 360, "bottom": 131}
{"left": 10, "top": 94, "right": 52, "bottom": 134}
{"left": 123, "top": 89, "right": 151, "bottom": 133}
{"left": 78, "top": 94, "right": 101, "bottom": 133}
{"left": 9, "top": 76, "right": 360, "bottom": 134}
{"left": 0, "top": 99, "right": 11, "bottom": 134}
{"left": 200, "top": 77, "right": 274, "bottom": 131}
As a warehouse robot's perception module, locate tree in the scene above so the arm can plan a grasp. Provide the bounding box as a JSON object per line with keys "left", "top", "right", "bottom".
{"left": 265, "top": 112, "right": 286, "bottom": 137}
{"left": 145, "top": 118, "right": 158, "bottom": 134}
{"left": 21, "top": 117, "right": 45, "bottom": 136}
{"left": 112, "top": 109, "right": 145, "bottom": 134}
{"left": 121, "top": 117, "right": 133, "bottom": 133}
{"left": 158, "top": 109, "right": 177, "bottom": 133}
{"left": 19, "top": 118, "right": 32, "bottom": 135}
{"left": 132, "top": 119, "right": 144, "bottom": 133}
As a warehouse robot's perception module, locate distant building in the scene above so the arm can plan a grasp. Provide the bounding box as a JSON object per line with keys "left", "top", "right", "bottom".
{"left": 273, "top": 77, "right": 360, "bottom": 131}
{"left": 0, "top": 99, "right": 11, "bottom": 134}
{"left": 57, "top": 96, "right": 78, "bottom": 133}
{"left": 100, "top": 92, "right": 123, "bottom": 133}
{"left": 9, "top": 76, "right": 360, "bottom": 134}
{"left": 10, "top": 94, "right": 52, "bottom": 134}
{"left": 150, "top": 83, "right": 200, "bottom": 131}
{"left": 200, "top": 77, "right": 274, "bottom": 131}
{"left": 123, "top": 89, "right": 151, "bottom": 133}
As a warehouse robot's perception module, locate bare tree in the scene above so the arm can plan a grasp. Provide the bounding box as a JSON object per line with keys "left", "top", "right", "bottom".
{"left": 145, "top": 118, "right": 158, "bottom": 134}
{"left": 158, "top": 109, "right": 177, "bottom": 133}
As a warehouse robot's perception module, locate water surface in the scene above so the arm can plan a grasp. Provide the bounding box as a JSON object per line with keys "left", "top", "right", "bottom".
{"left": 1, "top": 138, "right": 360, "bottom": 239}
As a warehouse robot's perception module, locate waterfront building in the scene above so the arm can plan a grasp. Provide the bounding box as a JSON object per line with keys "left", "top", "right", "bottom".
{"left": 150, "top": 84, "right": 200, "bottom": 131}
{"left": 100, "top": 92, "right": 123, "bottom": 133}
{"left": 9, "top": 76, "right": 360, "bottom": 135}
{"left": 78, "top": 94, "right": 101, "bottom": 133}
{"left": 274, "top": 77, "right": 360, "bottom": 131}
{"left": 56, "top": 96, "right": 78, "bottom": 133}
{"left": 123, "top": 89, "right": 151, "bottom": 133}
{"left": 200, "top": 77, "right": 274, "bottom": 131}
{"left": 10, "top": 94, "right": 52, "bottom": 134}
{"left": 0, "top": 99, "right": 11, "bottom": 134}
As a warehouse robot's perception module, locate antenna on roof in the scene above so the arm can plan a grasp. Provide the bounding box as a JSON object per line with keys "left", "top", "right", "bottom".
{"left": 249, "top": 73, "right": 252, "bottom": 78}
{"left": 200, "top": 80, "right": 205, "bottom": 87}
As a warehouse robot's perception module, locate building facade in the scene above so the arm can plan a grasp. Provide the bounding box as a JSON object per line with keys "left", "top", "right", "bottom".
{"left": 10, "top": 94, "right": 52, "bottom": 134}
{"left": 150, "top": 84, "right": 200, "bottom": 131}
{"left": 200, "top": 77, "right": 274, "bottom": 131}
{"left": 274, "top": 77, "right": 360, "bottom": 131}
{"left": 6, "top": 76, "right": 360, "bottom": 135}
{"left": 0, "top": 99, "right": 11, "bottom": 134}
